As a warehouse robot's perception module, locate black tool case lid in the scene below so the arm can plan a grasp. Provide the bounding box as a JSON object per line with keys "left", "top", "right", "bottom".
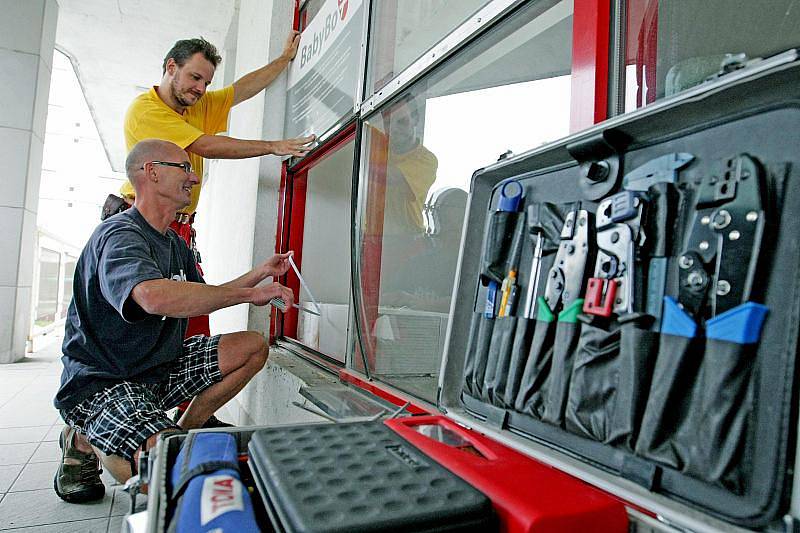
{"left": 247, "top": 421, "right": 496, "bottom": 532}
{"left": 438, "top": 49, "right": 800, "bottom": 531}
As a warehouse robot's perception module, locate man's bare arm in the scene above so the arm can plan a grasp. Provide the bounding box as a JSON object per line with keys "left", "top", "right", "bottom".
{"left": 188, "top": 133, "right": 315, "bottom": 159}
{"left": 232, "top": 31, "right": 300, "bottom": 106}
{"left": 131, "top": 279, "right": 294, "bottom": 318}
{"left": 222, "top": 252, "right": 293, "bottom": 290}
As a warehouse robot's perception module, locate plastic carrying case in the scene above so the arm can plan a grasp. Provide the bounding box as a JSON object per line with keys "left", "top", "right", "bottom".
{"left": 439, "top": 50, "right": 800, "bottom": 531}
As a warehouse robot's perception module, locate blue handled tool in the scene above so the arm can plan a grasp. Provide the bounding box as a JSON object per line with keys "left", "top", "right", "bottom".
{"left": 664, "top": 153, "right": 769, "bottom": 343}
{"left": 485, "top": 180, "right": 523, "bottom": 318}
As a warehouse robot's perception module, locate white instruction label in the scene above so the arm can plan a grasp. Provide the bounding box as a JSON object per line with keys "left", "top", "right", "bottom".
{"left": 200, "top": 474, "right": 244, "bottom": 526}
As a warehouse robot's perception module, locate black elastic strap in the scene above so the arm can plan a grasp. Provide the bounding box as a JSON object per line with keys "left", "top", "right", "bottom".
{"left": 170, "top": 460, "right": 240, "bottom": 502}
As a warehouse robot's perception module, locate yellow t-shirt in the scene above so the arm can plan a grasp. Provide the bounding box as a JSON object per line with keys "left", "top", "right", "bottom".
{"left": 385, "top": 144, "right": 438, "bottom": 233}
{"left": 122, "top": 85, "right": 234, "bottom": 214}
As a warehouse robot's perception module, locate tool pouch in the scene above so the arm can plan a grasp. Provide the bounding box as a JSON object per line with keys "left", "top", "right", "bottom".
{"left": 480, "top": 211, "right": 524, "bottom": 285}
{"left": 676, "top": 337, "right": 758, "bottom": 494}
{"left": 514, "top": 316, "right": 556, "bottom": 418}
{"left": 565, "top": 322, "right": 658, "bottom": 450}
{"left": 634, "top": 332, "right": 704, "bottom": 469}
{"left": 168, "top": 432, "right": 258, "bottom": 533}
{"left": 462, "top": 313, "right": 495, "bottom": 398}
{"left": 541, "top": 310, "right": 583, "bottom": 427}
{"left": 499, "top": 317, "right": 537, "bottom": 409}
{"left": 483, "top": 316, "right": 520, "bottom": 405}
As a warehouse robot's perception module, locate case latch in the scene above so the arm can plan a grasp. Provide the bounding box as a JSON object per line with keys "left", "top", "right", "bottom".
{"left": 566, "top": 130, "right": 630, "bottom": 200}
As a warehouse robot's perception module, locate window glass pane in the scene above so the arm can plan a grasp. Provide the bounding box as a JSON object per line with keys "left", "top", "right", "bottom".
{"left": 367, "top": 0, "right": 491, "bottom": 94}
{"left": 624, "top": 0, "right": 800, "bottom": 112}
{"left": 356, "top": 0, "right": 573, "bottom": 402}
{"left": 285, "top": 0, "right": 366, "bottom": 139}
{"left": 36, "top": 249, "right": 61, "bottom": 326}
{"left": 294, "top": 139, "right": 355, "bottom": 363}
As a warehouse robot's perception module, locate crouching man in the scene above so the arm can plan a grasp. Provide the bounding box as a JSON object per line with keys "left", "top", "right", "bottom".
{"left": 52, "top": 139, "right": 294, "bottom": 503}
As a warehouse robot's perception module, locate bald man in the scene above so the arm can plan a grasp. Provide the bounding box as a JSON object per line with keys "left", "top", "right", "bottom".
{"left": 53, "top": 139, "right": 295, "bottom": 503}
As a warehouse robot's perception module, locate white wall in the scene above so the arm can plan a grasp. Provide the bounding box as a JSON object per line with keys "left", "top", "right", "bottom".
{"left": 249, "top": 0, "right": 297, "bottom": 338}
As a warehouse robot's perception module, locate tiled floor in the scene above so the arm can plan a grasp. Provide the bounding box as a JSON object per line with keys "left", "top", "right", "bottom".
{"left": 0, "top": 332, "right": 141, "bottom": 532}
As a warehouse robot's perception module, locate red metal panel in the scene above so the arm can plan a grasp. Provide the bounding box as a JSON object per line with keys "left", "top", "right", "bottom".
{"left": 570, "top": 0, "right": 611, "bottom": 132}
{"left": 270, "top": 162, "right": 292, "bottom": 342}
{"left": 282, "top": 173, "right": 307, "bottom": 339}
{"left": 386, "top": 415, "right": 629, "bottom": 533}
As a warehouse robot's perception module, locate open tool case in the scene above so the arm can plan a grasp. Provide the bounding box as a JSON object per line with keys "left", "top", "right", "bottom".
{"left": 440, "top": 50, "right": 800, "bottom": 531}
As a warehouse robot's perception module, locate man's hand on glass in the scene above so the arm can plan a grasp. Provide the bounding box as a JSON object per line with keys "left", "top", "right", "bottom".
{"left": 269, "top": 135, "right": 316, "bottom": 157}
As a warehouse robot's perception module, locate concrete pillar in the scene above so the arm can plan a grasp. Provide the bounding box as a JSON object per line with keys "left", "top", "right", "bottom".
{"left": 249, "top": 0, "right": 295, "bottom": 337}
{"left": 0, "top": 0, "right": 58, "bottom": 363}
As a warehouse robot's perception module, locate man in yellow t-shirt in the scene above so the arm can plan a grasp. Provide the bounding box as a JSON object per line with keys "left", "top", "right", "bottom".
{"left": 123, "top": 33, "right": 314, "bottom": 213}
{"left": 122, "top": 35, "right": 314, "bottom": 427}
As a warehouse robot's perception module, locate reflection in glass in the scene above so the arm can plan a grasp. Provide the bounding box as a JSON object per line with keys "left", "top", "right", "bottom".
{"left": 623, "top": 0, "right": 800, "bottom": 112}
{"left": 357, "top": 0, "right": 573, "bottom": 402}
{"left": 367, "top": 0, "right": 491, "bottom": 93}
{"left": 36, "top": 249, "right": 61, "bottom": 326}
{"left": 295, "top": 140, "right": 355, "bottom": 363}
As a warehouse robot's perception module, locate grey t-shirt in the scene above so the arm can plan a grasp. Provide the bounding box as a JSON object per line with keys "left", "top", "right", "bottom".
{"left": 55, "top": 207, "right": 203, "bottom": 411}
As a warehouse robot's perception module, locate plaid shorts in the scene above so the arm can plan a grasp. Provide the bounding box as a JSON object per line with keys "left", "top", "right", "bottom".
{"left": 62, "top": 334, "right": 223, "bottom": 461}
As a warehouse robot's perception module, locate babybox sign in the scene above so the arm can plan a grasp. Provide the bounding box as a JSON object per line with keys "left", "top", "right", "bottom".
{"left": 285, "top": 0, "right": 363, "bottom": 139}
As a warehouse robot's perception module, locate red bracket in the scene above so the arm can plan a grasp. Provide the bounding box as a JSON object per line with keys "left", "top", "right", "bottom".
{"left": 583, "top": 277, "right": 618, "bottom": 316}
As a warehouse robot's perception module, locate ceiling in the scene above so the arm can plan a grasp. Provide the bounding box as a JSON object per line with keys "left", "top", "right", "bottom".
{"left": 54, "top": 0, "right": 237, "bottom": 172}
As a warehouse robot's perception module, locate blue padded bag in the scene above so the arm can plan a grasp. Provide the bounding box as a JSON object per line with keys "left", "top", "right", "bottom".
{"left": 168, "top": 432, "right": 258, "bottom": 532}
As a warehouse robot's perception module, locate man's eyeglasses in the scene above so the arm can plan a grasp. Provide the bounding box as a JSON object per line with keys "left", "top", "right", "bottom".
{"left": 143, "top": 161, "right": 193, "bottom": 174}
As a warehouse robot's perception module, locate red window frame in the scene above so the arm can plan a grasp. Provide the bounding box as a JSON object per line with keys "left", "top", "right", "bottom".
{"left": 570, "top": 0, "right": 612, "bottom": 131}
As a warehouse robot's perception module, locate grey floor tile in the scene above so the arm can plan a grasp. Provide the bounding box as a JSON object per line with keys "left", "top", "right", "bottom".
{"left": 0, "top": 488, "right": 112, "bottom": 529}
{"left": 0, "top": 517, "right": 109, "bottom": 532}
{"left": 0, "top": 425, "right": 50, "bottom": 445}
{"left": 110, "top": 486, "right": 146, "bottom": 517}
{"left": 30, "top": 439, "right": 61, "bottom": 463}
{"left": 0, "top": 443, "right": 36, "bottom": 466}
{"left": 11, "top": 460, "right": 119, "bottom": 494}
{"left": 9, "top": 460, "right": 58, "bottom": 492}
{"left": 107, "top": 514, "right": 127, "bottom": 533}
{"left": 0, "top": 464, "right": 24, "bottom": 492}
{"left": 44, "top": 424, "right": 63, "bottom": 442}
{"left": 0, "top": 408, "right": 60, "bottom": 428}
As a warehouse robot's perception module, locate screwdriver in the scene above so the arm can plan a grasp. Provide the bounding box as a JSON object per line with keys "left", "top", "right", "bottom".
{"left": 486, "top": 180, "right": 523, "bottom": 318}
{"left": 498, "top": 214, "right": 527, "bottom": 317}
{"left": 523, "top": 204, "right": 545, "bottom": 319}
